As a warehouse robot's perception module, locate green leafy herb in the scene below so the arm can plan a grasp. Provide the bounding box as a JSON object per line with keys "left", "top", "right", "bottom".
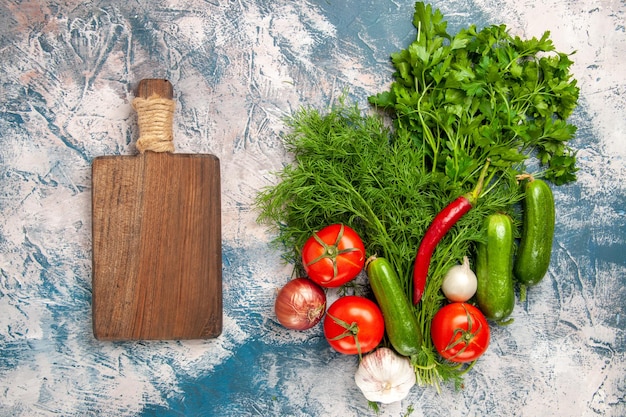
{"left": 370, "top": 2, "right": 580, "bottom": 186}
{"left": 256, "top": 102, "right": 519, "bottom": 387}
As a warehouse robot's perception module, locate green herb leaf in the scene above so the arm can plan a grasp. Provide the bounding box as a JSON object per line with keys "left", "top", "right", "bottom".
{"left": 371, "top": 1, "right": 579, "bottom": 186}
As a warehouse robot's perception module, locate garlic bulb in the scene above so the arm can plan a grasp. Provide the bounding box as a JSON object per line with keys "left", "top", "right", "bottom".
{"left": 354, "top": 347, "right": 416, "bottom": 404}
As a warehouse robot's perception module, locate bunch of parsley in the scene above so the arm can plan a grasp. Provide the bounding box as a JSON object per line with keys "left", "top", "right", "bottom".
{"left": 370, "top": 2, "right": 579, "bottom": 187}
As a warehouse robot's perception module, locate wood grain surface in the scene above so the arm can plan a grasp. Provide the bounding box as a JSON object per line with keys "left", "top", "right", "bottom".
{"left": 91, "top": 80, "right": 222, "bottom": 340}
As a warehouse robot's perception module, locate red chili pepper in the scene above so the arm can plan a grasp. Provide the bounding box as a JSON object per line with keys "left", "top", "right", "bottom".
{"left": 412, "top": 196, "right": 472, "bottom": 303}
{"left": 413, "top": 162, "right": 491, "bottom": 304}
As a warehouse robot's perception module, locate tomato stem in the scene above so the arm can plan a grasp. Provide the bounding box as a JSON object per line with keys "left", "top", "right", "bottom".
{"left": 443, "top": 304, "right": 484, "bottom": 361}
{"left": 326, "top": 312, "right": 363, "bottom": 358}
{"left": 305, "top": 224, "right": 363, "bottom": 283}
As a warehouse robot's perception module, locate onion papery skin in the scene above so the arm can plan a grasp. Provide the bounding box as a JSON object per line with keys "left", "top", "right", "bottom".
{"left": 274, "top": 278, "right": 327, "bottom": 330}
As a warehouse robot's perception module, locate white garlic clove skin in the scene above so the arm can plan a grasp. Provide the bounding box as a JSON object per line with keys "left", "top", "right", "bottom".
{"left": 354, "top": 347, "right": 416, "bottom": 404}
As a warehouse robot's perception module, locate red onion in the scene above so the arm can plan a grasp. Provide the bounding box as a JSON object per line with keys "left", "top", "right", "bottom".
{"left": 274, "top": 278, "right": 326, "bottom": 330}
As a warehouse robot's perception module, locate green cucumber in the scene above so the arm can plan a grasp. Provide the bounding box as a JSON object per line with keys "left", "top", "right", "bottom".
{"left": 366, "top": 256, "right": 422, "bottom": 356}
{"left": 476, "top": 213, "right": 515, "bottom": 321}
{"left": 514, "top": 178, "right": 555, "bottom": 286}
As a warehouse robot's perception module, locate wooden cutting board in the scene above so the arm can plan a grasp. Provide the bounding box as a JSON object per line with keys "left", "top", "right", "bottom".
{"left": 92, "top": 79, "right": 222, "bottom": 341}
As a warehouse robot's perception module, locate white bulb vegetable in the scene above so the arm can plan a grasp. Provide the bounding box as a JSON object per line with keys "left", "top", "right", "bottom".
{"left": 354, "top": 347, "right": 416, "bottom": 404}
{"left": 441, "top": 256, "right": 477, "bottom": 302}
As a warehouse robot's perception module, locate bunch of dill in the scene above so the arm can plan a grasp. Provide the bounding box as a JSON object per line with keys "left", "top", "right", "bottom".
{"left": 255, "top": 102, "right": 518, "bottom": 387}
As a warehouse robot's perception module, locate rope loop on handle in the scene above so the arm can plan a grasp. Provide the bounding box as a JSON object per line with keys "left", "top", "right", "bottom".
{"left": 133, "top": 95, "right": 175, "bottom": 153}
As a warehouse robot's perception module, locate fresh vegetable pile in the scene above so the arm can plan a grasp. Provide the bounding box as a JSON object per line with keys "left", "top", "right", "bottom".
{"left": 256, "top": 1, "right": 579, "bottom": 404}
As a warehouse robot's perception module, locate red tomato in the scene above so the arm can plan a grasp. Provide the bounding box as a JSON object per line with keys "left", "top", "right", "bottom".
{"left": 323, "top": 295, "right": 384, "bottom": 355}
{"left": 302, "top": 224, "right": 366, "bottom": 288}
{"left": 431, "top": 302, "right": 490, "bottom": 363}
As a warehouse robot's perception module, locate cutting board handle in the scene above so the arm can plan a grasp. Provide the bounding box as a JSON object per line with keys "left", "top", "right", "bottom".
{"left": 134, "top": 79, "right": 176, "bottom": 153}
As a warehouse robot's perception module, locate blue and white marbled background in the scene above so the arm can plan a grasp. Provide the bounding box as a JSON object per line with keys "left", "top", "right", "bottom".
{"left": 0, "top": 0, "right": 625, "bottom": 416}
